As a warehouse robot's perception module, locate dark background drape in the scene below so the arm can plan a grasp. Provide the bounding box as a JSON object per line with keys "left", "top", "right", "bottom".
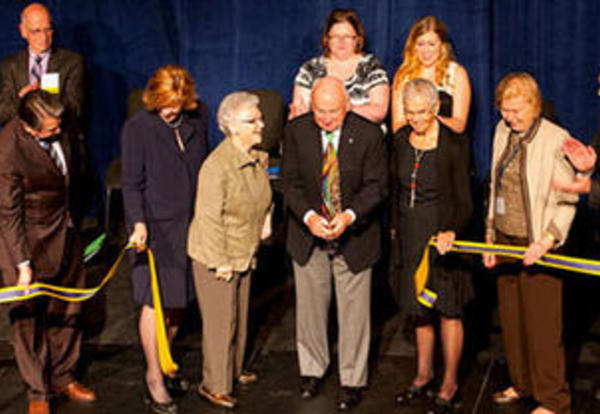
{"left": 1, "top": 0, "right": 600, "bottom": 182}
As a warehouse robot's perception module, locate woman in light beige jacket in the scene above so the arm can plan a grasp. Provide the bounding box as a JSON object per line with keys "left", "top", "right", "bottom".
{"left": 187, "top": 91, "right": 272, "bottom": 409}
{"left": 484, "top": 73, "right": 577, "bottom": 414}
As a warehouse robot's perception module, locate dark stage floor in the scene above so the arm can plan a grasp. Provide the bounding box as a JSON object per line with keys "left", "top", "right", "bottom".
{"left": 0, "top": 222, "right": 599, "bottom": 413}
{"left": 2, "top": 341, "right": 600, "bottom": 414}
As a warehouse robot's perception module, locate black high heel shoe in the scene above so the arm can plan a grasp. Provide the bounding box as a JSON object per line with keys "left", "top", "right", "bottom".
{"left": 395, "top": 380, "right": 435, "bottom": 406}
{"left": 427, "top": 392, "right": 461, "bottom": 414}
{"left": 143, "top": 380, "right": 178, "bottom": 414}
{"left": 164, "top": 373, "right": 190, "bottom": 396}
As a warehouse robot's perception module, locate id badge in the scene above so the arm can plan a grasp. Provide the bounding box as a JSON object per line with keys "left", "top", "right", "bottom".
{"left": 496, "top": 196, "right": 506, "bottom": 215}
{"left": 41, "top": 73, "right": 59, "bottom": 94}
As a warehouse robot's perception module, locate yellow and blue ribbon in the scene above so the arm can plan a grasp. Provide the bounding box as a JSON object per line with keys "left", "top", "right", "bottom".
{"left": 0, "top": 241, "right": 178, "bottom": 375}
{"left": 415, "top": 237, "right": 600, "bottom": 309}
{"left": 146, "top": 244, "right": 179, "bottom": 375}
{"left": 414, "top": 245, "right": 438, "bottom": 308}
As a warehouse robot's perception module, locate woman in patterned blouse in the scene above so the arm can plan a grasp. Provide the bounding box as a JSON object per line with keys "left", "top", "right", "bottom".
{"left": 289, "top": 9, "right": 389, "bottom": 124}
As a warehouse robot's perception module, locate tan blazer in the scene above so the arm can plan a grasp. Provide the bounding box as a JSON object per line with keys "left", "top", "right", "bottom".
{"left": 187, "top": 138, "right": 272, "bottom": 271}
{"left": 486, "top": 118, "right": 578, "bottom": 245}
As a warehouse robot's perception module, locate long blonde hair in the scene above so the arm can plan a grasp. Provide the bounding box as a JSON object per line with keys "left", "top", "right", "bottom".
{"left": 393, "top": 16, "right": 454, "bottom": 90}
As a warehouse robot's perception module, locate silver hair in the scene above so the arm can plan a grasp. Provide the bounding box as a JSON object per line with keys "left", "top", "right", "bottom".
{"left": 402, "top": 78, "right": 439, "bottom": 110}
{"left": 217, "top": 91, "right": 260, "bottom": 136}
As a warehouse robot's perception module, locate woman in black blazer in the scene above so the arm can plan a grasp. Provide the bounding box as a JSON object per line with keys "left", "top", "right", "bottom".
{"left": 122, "top": 65, "right": 208, "bottom": 413}
{"left": 391, "top": 78, "right": 472, "bottom": 413}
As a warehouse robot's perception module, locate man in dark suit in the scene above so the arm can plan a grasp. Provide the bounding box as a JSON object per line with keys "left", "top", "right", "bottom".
{"left": 0, "top": 90, "right": 95, "bottom": 414}
{"left": 0, "top": 3, "right": 84, "bottom": 125}
{"left": 282, "top": 77, "right": 387, "bottom": 411}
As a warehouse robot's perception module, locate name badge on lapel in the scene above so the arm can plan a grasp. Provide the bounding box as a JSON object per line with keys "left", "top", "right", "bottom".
{"left": 41, "top": 73, "right": 59, "bottom": 94}
{"left": 496, "top": 196, "right": 506, "bottom": 215}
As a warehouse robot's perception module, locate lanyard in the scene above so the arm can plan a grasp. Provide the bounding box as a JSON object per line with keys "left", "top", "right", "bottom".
{"left": 496, "top": 137, "right": 522, "bottom": 192}
{"left": 495, "top": 117, "right": 541, "bottom": 193}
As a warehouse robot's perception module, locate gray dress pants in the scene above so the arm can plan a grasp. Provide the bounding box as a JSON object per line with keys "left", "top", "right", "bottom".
{"left": 293, "top": 247, "right": 371, "bottom": 387}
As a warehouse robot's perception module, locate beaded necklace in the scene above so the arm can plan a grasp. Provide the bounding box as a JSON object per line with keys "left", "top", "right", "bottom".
{"left": 408, "top": 123, "right": 438, "bottom": 208}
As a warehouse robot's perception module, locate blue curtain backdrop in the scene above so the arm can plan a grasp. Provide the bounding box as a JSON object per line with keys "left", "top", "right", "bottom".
{"left": 1, "top": 0, "right": 600, "bottom": 181}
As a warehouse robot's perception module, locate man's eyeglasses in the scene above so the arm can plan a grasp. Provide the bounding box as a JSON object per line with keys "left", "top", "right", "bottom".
{"left": 29, "top": 28, "right": 54, "bottom": 36}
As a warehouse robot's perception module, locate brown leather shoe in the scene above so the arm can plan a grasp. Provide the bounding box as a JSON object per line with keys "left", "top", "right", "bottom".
{"left": 197, "top": 385, "right": 236, "bottom": 409}
{"left": 237, "top": 371, "right": 258, "bottom": 385}
{"left": 28, "top": 400, "right": 50, "bottom": 414}
{"left": 59, "top": 381, "right": 97, "bottom": 402}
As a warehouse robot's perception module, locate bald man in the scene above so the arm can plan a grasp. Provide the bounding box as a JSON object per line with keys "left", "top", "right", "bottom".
{"left": 282, "top": 77, "right": 387, "bottom": 411}
{"left": 0, "top": 3, "right": 84, "bottom": 124}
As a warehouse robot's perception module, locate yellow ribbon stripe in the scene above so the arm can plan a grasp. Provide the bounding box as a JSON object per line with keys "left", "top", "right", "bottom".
{"left": 413, "top": 245, "right": 438, "bottom": 308}
{"left": 415, "top": 237, "right": 600, "bottom": 309}
{"left": 0, "top": 243, "right": 177, "bottom": 375}
{"left": 146, "top": 246, "right": 179, "bottom": 375}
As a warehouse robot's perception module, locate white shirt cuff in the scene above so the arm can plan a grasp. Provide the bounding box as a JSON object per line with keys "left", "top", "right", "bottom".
{"left": 576, "top": 170, "right": 594, "bottom": 179}
{"left": 17, "top": 260, "right": 31, "bottom": 269}
{"left": 303, "top": 209, "right": 317, "bottom": 225}
{"left": 344, "top": 209, "right": 356, "bottom": 223}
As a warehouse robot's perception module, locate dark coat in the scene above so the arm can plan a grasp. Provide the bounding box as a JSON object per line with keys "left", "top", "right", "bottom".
{"left": 282, "top": 112, "right": 388, "bottom": 274}
{"left": 0, "top": 118, "right": 81, "bottom": 283}
{"left": 121, "top": 105, "right": 209, "bottom": 307}
{"left": 390, "top": 123, "right": 473, "bottom": 237}
{"left": 0, "top": 48, "right": 85, "bottom": 124}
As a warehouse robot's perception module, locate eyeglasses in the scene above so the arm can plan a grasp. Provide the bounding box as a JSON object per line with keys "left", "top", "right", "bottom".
{"left": 238, "top": 117, "right": 263, "bottom": 125}
{"left": 28, "top": 27, "right": 54, "bottom": 36}
{"left": 328, "top": 35, "right": 357, "bottom": 42}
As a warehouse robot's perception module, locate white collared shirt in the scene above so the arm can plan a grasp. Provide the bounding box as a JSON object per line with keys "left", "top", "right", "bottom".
{"left": 28, "top": 49, "right": 51, "bottom": 84}
{"left": 38, "top": 139, "right": 67, "bottom": 176}
{"left": 320, "top": 128, "right": 341, "bottom": 153}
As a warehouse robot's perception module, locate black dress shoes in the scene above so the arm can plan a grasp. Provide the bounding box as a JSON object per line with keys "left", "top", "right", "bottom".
{"left": 427, "top": 393, "right": 462, "bottom": 414}
{"left": 395, "top": 380, "right": 435, "bottom": 406}
{"left": 143, "top": 381, "right": 177, "bottom": 414}
{"left": 164, "top": 373, "right": 190, "bottom": 396}
{"left": 337, "top": 386, "right": 362, "bottom": 411}
{"left": 300, "top": 376, "right": 321, "bottom": 399}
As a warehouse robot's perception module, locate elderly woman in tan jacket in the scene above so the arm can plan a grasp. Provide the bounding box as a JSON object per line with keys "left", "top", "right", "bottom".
{"left": 187, "top": 91, "right": 272, "bottom": 409}
{"left": 484, "top": 73, "right": 578, "bottom": 414}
